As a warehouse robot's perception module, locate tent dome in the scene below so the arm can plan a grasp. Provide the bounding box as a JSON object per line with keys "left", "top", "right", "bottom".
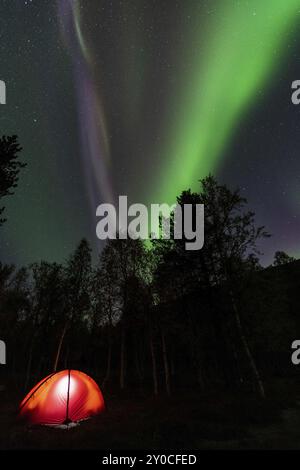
{"left": 19, "top": 370, "right": 105, "bottom": 426}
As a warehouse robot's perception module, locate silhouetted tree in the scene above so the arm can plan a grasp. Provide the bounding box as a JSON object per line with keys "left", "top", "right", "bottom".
{"left": 273, "top": 251, "right": 296, "bottom": 266}
{"left": 0, "top": 135, "right": 26, "bottom": 225}
{"left": 24, "top": 262, "right": 64, "bottom": 388}
{"left": 94, "top": 244, "right": 120, "bottom": 388}
{"left": 53, "top": 239, "right": 92, "bottom": 371}
{"left": 98, "top": 238, "right": 151, "bottom": 390}
{"left": 193, "top": 175, "right": 269, "bottom": 398}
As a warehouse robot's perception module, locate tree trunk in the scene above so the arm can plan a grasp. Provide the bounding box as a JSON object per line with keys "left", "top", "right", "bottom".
{"left": 24, "top": 340, "right": 34, "bottom": 391}
{"left": 102, "top": 333, "right": 112, "bottom": 389}
{"left": 186, "top": 308, "right": 206, "bottom": 390}
{"left": 135, "top": 340, "right": 143, "bottom": 387}
{"left": 197, "top": 365, "right": 205, "bottom": 390}
{"left": 120, "top": 327, "right": 126, "bottom": 390}
{"left": 149, "top": 329, "right": 158, "bottom": 396}
{"left": 230, "top": 290, "right": 265, "bottom": 399}
{"left": 161, "top": 329, "right": 171, "bottom": 396}
{"left": 24, "top": 313, "right": 39, "bottom": 391}
{"left": 170, "top": 357, "right": 175, "bottom": 377}
{"left": 53, "top": 321, "right": 68, "bottom": 372}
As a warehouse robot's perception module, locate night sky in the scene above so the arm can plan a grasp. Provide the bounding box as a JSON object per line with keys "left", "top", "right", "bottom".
{"left": 1, "top": 0, "right": 300, "bottom": 266}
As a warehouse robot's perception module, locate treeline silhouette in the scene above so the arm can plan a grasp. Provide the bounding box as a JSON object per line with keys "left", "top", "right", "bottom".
{"left": 0, "top": 135, "right": 298, "bottom": 399}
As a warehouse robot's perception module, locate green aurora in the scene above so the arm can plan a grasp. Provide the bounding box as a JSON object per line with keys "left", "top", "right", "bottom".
{"left": 153, "top": 0, "right": 299, "bottom": 204}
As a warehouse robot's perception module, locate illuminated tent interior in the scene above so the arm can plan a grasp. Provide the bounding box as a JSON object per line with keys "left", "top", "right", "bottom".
{"left": 19, "top": 370, "right": 105, "bottom": 426}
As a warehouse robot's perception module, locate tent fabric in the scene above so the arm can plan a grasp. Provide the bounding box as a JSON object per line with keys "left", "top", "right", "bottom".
{"left": 19, "top": 370, "right": 105, "bottom": 425}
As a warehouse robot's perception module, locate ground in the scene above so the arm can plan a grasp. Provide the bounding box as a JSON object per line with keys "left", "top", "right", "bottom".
{"left": 0, "top": 379, "right": 300, "bottom": 449}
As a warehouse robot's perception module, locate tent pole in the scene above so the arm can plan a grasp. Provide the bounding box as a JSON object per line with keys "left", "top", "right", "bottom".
{"left": 65, "top": 369, "right": 71, "bottom": 423}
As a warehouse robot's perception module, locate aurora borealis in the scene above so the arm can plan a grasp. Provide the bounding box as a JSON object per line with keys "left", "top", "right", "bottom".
{"left": 156, "top": 0, "right": 300, "bottom": 203}
{"left": 1, "top": 0, "right": 300, "bottom": 265}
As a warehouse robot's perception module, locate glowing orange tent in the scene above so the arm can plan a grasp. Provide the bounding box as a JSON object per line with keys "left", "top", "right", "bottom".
{"left": 19, "top": 370, "right": 105, "bottom": 426}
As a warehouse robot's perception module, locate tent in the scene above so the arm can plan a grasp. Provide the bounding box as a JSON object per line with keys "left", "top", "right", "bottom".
{"left": 19, "top": 369, "right": 105, "bottom": 426}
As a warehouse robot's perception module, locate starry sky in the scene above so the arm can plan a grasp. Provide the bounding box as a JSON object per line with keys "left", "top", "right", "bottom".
{"left": 1, "top": 0, "right": 300, "bottom": 266}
